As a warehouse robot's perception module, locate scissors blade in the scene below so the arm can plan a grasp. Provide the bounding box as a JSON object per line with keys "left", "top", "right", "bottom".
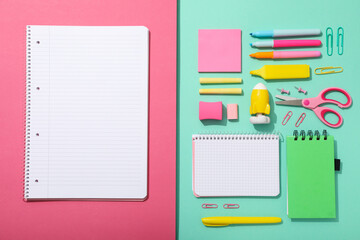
{"left": 275, "top": 95, "right": 300, "bottom": 101}
{"left": 275, "top": 99, "right": 303, "bottom": 106}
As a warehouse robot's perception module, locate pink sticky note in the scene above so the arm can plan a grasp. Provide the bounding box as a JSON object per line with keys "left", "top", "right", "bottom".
{"left": 227, "top": 104, "right": 238, "bottom": 120}
{"left": 198, "top": 29, "right": 242, "bottom": 72}
{"left": 199, "top": 101, "right": 223, "bottom": 120}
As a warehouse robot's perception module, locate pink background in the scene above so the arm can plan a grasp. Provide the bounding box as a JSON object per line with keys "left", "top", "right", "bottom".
{"left": 0, "top": 0, "right": 177, "bottom": 239}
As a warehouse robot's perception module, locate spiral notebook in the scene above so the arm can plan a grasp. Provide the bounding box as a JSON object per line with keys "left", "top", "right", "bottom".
{"left": 25, "top": 26, "right": 149, "bottom": 201}
{"left": 287, "top": 130, "right": 336, "bottom": 218}
{"left": 192, "top": 134, "right": 280, "bottom": 197}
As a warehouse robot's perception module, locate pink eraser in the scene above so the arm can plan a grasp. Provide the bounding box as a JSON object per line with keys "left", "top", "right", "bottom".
{"left": 199, "top": 101, "right": 222, "bottom": 120}
{"left": 227, "top": 104, "right": 238, "bottom": 120}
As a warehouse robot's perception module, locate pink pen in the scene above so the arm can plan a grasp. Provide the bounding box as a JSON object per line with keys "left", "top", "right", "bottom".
{"left": 251, "top": 40, "right": 322, "bottom": 48}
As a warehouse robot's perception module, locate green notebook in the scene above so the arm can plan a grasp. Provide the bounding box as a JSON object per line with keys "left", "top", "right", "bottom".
{"left": 287, "top": 131, "right": 336, "bottom": 218}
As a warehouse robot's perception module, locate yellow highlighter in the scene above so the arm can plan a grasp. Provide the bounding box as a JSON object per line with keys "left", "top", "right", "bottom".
{"left": 202, "top": 216, "right": 282, "bottom": 227}
{"left": 200, "top": 78, "right": 242, "bottom": 84}
{"left": 199, "top": 88, "right": 242, "bottom": 95}
{"left": 250, "top": 64, "right": 310, "bottom": 80}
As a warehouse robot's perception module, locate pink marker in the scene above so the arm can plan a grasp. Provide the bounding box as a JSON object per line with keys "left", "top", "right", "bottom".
{"left": 251, "top": 40, "right": 322, "bottom": 48}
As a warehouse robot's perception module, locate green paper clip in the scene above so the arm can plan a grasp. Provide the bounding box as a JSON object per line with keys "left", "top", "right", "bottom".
{"left": 337, "top": 27, "right": 344, "bottom": 55}
{"left": 326, "top": 27, "right": 333, "bottom": 56}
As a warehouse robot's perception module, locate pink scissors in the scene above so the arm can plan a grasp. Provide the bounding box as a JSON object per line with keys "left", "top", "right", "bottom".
{"left": 275, "top": 87, "right": 352, "bottom": 128}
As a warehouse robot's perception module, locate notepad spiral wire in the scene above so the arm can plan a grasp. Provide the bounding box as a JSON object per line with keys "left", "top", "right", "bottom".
{"left": 293, "top": 130, "right": 328, "bottom": 141}
{"left": 24, "top": 26, "right": 31, "bottom": 199}
{"left": 193, "top": 131, "right": 283, "bottom": 141}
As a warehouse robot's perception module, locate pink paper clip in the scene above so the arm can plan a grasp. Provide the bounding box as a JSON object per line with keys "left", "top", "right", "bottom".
{"left": 202, "top": 203, "right": 218, "bottom": 209}
{"left": 282, "top": 111, "right": 293, "bottom": 125}
{"left": 223, "top": 204, "right": 240, "bottom": 209}
{"left": 277, "top": 88, "right": 290, "bottom": 95}
{"left": 295, "top": 113, "right": 306, "bottom": 127}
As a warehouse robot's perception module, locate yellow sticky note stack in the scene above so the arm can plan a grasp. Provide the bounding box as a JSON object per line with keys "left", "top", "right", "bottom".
{"left": 250, "top": 64, "right": 310, "bottom": 80}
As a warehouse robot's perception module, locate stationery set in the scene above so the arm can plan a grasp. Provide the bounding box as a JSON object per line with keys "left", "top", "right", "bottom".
{"left": 195, "top": 27, "right": 348, "bottom": 227}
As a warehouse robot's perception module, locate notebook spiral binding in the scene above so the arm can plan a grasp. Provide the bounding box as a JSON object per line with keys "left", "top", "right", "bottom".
{"left": 293, "top": 130, "right": 328, "bottom": 141}
{"left": 24, "top": 26, "right": 31, "bottom": 199}
{"left": 193, "top": 132, "right": 281, "bottom": 141}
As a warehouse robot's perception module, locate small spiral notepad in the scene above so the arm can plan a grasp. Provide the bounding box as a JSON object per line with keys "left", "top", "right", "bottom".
{"left": 25, "top": 26, "right": 149, "bottom": 201}
{"left": 287, "top": 130, "right": 336, "bottom": 218}
{"left": 192, "top": 134, "right": 280, "bottom": 197}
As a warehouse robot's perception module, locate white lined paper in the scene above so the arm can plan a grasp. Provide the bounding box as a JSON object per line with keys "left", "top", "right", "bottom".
{"left": 25, "top": 26, "right": 149, "bottom": 200}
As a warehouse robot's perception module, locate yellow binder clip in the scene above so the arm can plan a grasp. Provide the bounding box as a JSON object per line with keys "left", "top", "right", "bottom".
{"left": 314, "top": 66, "right": 343, "bottom": 75}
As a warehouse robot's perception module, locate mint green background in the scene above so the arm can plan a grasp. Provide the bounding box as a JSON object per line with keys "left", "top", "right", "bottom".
{"left": 177, "top": 0, "right": 360, "bottom": 239}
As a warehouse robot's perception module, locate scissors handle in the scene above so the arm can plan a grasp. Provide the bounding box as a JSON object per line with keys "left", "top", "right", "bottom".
{"left": 313, "top": 106, "right": 343, "bottom": 128}
{"left": 302, "top": 87, "right": 352, "bottom": 109}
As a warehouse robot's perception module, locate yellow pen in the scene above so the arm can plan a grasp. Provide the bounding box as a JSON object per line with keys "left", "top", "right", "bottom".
{"left": 199, "top": 88, "right": 243, "bottom": 95}
{"left": 202, "top": 216, "right": 282, "bottom": 227}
